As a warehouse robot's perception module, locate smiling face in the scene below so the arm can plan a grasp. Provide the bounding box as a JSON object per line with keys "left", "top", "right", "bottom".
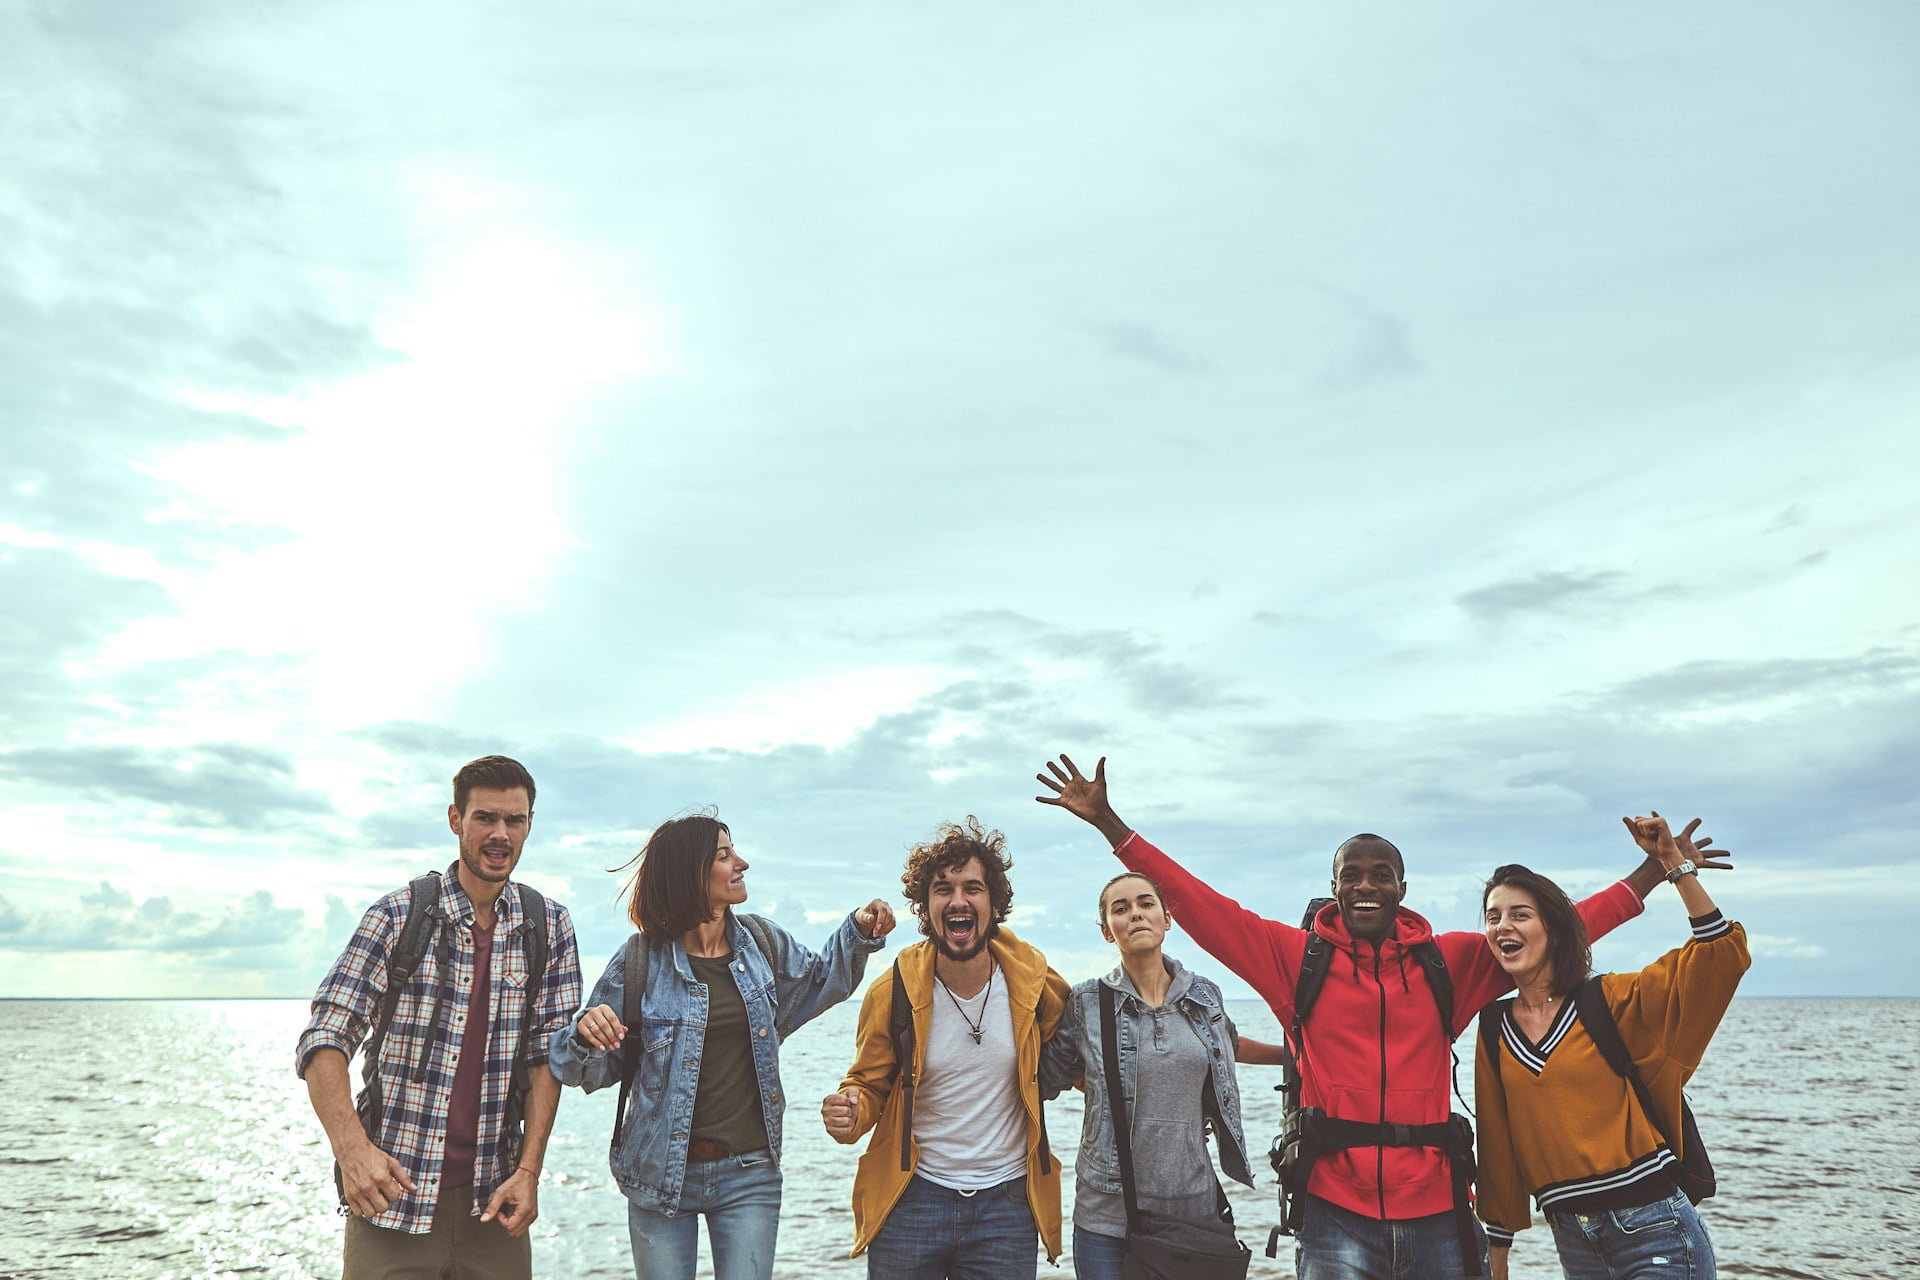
{"left": 926, "top": 855, "right": 997, "bottom": 962}
{"left": 1484, "top": 884, "right": 1551, "bottom": 985}
{"left": 1099, "top": 874, "right": 1171, "bottom": 957}
{"left": 1331, "top": 836, "right": 1405, "bottom": 942}
{"left": 704, "top": 831, "right": 749, "bottom": 913}
{"left": 450, "top": 785, "right": 532, "bottom": 888}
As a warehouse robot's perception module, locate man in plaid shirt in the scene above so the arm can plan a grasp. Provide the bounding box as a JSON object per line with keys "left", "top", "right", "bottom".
{"left": 298, "top": 755, "right": 583, "bottom": 1279}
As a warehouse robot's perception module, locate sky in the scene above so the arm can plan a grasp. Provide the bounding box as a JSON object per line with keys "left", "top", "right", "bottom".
{"left": 3, "top": 2, "right": 1917, "bottom": 1001}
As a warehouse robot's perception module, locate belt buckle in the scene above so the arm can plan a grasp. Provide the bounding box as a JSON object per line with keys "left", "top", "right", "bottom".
{"left": 957, "top": 1187, "right": 979, "bottom": 1198}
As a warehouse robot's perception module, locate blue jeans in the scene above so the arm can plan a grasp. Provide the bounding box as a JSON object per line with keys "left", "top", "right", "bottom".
{"left": 1071, "top": 1224, "right": 1127, "bottom": 1280}
{"left": 865, "top": 1174, "right": 1038, "bottom": 1280}
{"left": 625, "top": 1149, "right": 781, "bottom": 1280}
{"left": 1546, "top": 1189, "right": 1717, "bottom": 1280}
{"left": 1296, "top": 1195, "right": 1488, "bottom": 1280}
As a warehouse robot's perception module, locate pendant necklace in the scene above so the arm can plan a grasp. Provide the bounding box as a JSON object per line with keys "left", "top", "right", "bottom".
{"left": 941, "top": 965, "right": 994, "bottom": 1045}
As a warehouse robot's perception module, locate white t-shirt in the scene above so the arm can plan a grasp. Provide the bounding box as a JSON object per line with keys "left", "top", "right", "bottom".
{"left": 911, "top": 965, "right": 1028, "bottom": 1189}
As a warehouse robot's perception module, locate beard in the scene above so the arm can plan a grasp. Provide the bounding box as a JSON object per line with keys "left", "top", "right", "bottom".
{"left": 924, "top": 914, "right": 1000, "bottom": 963}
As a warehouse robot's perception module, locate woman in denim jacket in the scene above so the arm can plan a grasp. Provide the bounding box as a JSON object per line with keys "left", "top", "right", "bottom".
{"left": 1040, "top": 871, "right": 1287, "bottom": 1280}
{"left": 549, "top": 812, "right": 896, "bottom": 1280}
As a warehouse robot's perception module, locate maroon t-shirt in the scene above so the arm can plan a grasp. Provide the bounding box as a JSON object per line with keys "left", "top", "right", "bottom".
{"left": 441, "top": 923, "right": 494, "bottom": 1189}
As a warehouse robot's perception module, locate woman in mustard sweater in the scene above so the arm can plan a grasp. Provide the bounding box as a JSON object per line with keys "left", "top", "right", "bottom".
{"left": 1474, "top": 813, "right": 1749, "bottom": 1280}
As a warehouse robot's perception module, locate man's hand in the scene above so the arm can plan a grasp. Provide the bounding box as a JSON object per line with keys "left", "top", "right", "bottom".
{"left": 1622, "top": 812, "right": 1731, "bottom": 869}
{"left": 335, "top": 1133, "right": 417, "bottom": 1220}
{"left": 480, "top": 1165, "right": 539, "bottom": 1236}
{"left": 1034, "top": 754, "right": 1132, "bottom": 847}
{"left": 855, "top": 900, "right": 897, "bottom": 940}
{"left": 821, "top": 1088, "right": 861, "bottom": 1140}
{"left": 573, "top": 1003, "right": 626, "bottom": 1052}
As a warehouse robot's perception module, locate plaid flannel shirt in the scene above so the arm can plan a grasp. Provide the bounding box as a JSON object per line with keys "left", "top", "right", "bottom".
{"left": 297, "top": 864, "right": 582, "bottom": 1234}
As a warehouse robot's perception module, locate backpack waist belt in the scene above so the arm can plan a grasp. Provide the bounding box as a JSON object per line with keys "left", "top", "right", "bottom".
{"left": 1288, "top": 1108, "right": 1480, "bottom": 1272}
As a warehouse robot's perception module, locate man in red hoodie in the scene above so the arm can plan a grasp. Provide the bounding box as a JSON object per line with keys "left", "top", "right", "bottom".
{"left": 1036, "top": 755, "right": 1705, "bottom": 1280}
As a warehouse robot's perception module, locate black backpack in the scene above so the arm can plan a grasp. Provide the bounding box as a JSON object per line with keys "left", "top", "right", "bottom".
{"left": 1267, "top": 898, "right": 1474, "bottom": 1269}
{"left": 1480, "top": 976, "right": 1716, "bottom": 1204}
{"left": 339, "top": 874, "right": 550, "bottom": 1206}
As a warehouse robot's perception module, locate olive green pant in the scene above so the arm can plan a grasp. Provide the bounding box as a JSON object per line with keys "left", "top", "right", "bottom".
{"left": 343, "top": 1184, "right": 531, "bottom": 1280}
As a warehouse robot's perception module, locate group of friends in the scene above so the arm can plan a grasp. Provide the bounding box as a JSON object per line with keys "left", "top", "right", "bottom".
{"left": 298, "top": 753, "right": 1749, "bottom": 1280}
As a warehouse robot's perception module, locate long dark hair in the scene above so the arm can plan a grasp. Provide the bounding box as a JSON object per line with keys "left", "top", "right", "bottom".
{"left": 1483, "top": 863, "right": 1590, "bottom": 998}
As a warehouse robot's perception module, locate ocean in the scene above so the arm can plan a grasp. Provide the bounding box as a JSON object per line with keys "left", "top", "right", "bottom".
{"left": 1, "top": 997, "right": 1913, "bottom": 1279}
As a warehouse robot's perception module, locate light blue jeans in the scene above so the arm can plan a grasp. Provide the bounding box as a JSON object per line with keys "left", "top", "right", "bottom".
{"left": 1546, "top": 1189, "right": 1717, "bottom": 1280}
{"left": 624, "top": 1149, "right": 781, "bottom": 1280}
{"left": 1296, "top": 1194, "right": 1489, "bottom": 1280}
{"left": 864, "top": 1174, "right": 1039, "bottom": 1280}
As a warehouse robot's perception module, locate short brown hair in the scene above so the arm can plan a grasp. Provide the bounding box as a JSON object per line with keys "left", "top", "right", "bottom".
{"left": 1482, "top": 864, "right": 1591, "bottom": 998}
{"left": 623, "top": 811, "right": 730, "bottom": 939}
{"left": 453, "top": 756, "right": 536, "bottom": 813}
{"left": 901, "top": 816, "right": 1014, "bottom": 934}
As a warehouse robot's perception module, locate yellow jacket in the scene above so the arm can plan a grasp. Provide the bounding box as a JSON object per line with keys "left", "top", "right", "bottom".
{"left": 834, "top": 928, "right": 1070, "bottom": 1259}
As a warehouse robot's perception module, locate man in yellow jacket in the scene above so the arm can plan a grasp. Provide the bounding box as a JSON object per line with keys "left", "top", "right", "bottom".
{"left": 821, "top": 816, "right": 1071, "bottom": 1277}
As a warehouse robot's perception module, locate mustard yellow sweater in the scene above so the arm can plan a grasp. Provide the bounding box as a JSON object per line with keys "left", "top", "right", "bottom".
{"left": 1474, "top": 913, "right": 1750, "bottom": 1245}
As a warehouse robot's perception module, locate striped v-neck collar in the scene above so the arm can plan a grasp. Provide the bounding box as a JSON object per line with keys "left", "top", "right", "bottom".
{"left": 1499, "top": 997, "right": 1579, "bottom": 1076}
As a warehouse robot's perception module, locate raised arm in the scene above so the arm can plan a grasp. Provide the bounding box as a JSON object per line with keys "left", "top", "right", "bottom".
{"left": 1037, "top": 753, "right": 1305, "bottom": 1015}
{"left": 1621, "top": 813, "right": 1723, "bottom": 919}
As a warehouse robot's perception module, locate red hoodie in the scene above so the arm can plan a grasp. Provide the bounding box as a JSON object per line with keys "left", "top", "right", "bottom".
{"left": 1116, "top": 832, "right": 1644, "bottom": 1221}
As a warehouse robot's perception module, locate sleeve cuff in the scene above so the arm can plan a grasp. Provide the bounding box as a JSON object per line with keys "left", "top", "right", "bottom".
{"left": 1689, "top": 908, "right": 1730, "bottom": 941}
{"left": 1486, "top": 1227, "right": 1515, "bottom": 1248}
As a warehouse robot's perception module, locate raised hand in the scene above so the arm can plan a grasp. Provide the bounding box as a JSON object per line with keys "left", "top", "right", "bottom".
{"left": 1622, "top": 812, "right": 1732, "bottom": 870}
{"left": 573, "top": 1002, "right": 626, "bottom": 1052}
{"left": 1674, "top": 817, "right": 1733, "bottom": 871}
{"left": 1034, "top": 754, "right": 1131, "bottom": 846}
{"left": 1621, "top": 812, "right": 1681, "bottom": 865}
{"left": 856, "top": 899, "right": 897, "bottom": 939}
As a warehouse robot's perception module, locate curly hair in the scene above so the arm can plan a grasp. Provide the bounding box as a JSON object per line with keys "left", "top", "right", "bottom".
{"left": 1483, "top": 863, "right": 1591, "bottom": 998}
{"left": 901, "top": 816, "right": 1014, "bottom": 934}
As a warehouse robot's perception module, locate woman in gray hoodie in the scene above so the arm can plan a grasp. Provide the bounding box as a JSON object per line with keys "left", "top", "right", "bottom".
{"left": 1040, "top": 871, "right": 1287, "bottom": 1280}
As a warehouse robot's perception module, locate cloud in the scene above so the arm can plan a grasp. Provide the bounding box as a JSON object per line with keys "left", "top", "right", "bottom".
{"left": 0, "top": 882, "right": 306, "bottom": 952}
{"left": 1080, "top": 320, "right": 1213, "bottom": 375}
{"left": 1593, "top": 649, "right": 1920, "bottom": 712}
{"left": 1745, "top": 934, "right": 1825, "bottom": 960}
{"left": 1456, "top": 570, "right": 1681, "bottom": 626}
{"left": 0, "top": 743, "right": 333, "bottom": 831}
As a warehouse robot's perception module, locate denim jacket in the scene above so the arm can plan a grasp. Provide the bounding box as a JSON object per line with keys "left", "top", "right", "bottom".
{"left": 1039, "top": 956, "right": 1253, "bottom": 1197}
{"left": 549, "top": 909, "right": 883, "bottom": 1213}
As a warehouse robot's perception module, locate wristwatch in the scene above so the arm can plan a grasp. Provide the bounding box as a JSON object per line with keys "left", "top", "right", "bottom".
{"left": 1663, "top": 860, "right": 1698, "bottom": 883}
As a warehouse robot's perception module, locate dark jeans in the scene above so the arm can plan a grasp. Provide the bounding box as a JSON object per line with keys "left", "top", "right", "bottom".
{"left": 1296, "top": 1194, "right": 1488, "bottom": 1280}
{"left": 1071, "top": 1223, "right": 1129, "bottom": 1280}
{"left": 865, "top": 1174, "right": 1038, "bottom": 1280}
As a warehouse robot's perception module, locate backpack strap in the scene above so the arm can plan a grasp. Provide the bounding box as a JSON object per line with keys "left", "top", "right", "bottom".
{"left": 358, "top": 874, "right": 444, "bottom": 1132}
{"left": 737, "top": 912, "right": 779, "bottom": 974}
{"left": 1413, "top": 940, "right": 1454, "bottom": 1038}
{"left": 1098, "top": 982, "right": 1144, "bottom": 1234}
{"left": 497, "top": 883, "right": 549, "bottom": 1180}
{"left": 611, "top": 931, "right": 652, "bottom": 1156}
{"left": 1573, "top": 974, "right": 1713, "bottom": 1202}
{"left": 1478, "top": 998, "right": 1509, "bottom": 1060}
{"left": 889, "top": 959, "right": 915, "bottom": 1171}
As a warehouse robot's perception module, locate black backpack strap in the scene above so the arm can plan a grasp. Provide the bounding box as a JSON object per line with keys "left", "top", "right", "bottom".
{"left": 1573, "top": 974, "right": 1714, "bottom": 1202}
{"left": 497, "top": 883, "right": 548, "bottom": 1180}
{"left": 1413, "top": 940, "right": 1454, "bottom": 1037}
{"left": 359, "top": 875, "right": 444, "bottom": 1130}
{"left": 611, "top": 931, "right": 651, "bottom": 1156}
{"left": 889, "top": 959, "right": 915, "bottom": 1171}
{"left": 1099, "top": 982, "right": 1144, "bottom": 1234}
{"left": 1479, "top": 999, "right": 1508, "bottom": 1060}
{"left": 336, "top": 873, "right": 442, "bottom": 1209}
